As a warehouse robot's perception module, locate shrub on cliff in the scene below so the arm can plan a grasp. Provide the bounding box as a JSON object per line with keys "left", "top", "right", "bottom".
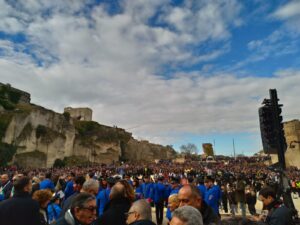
{"left": 0, "top": 143, "right": 17, "bottom": 166}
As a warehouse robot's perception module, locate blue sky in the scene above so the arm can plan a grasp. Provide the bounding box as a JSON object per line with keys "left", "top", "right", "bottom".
{"left": 1, "top": 0, "right": 300, "bottom": 155}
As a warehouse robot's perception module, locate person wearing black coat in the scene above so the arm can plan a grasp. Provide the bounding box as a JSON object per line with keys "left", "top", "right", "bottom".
{"left": 0, "top": 176, "right": 40, "bottom": 225}
{"left": 0, "top": 173, "right": 13, "bottom": 200}
{"left": 94, "top": 180, "right": 135, "bottom": 225}
{"left": 95, "top": 197, "right": 131, "bottom": 225}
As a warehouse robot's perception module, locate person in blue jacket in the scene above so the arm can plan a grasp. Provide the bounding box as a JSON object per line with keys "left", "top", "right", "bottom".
{"left": 153, "top": 176, "right": 166, "bottom": 225}
{"left": 140, "top": 176, "right": 153, "bottom": 203}
{"left": 96, "top": 177, "right": 115, "bottom": 216}
{"left": 39, "top": 172, "right": 55, "bottom": 190}
{"left": 47, "top": 193, "right": 62, "bottom": 223}
{"left": 204, "top": 176, "right": 222, "bottom": 217}
{"left": 166, "top": 177, "right": 181, "bottom": 221}
{"left": 133, "top": 178, "right": 143, "bottom": 200}
{"left": 197, "top": 176, "right": 207, "bottom": 198}
{"left": 64, "top": 173, "right": 75, "bottom": 200}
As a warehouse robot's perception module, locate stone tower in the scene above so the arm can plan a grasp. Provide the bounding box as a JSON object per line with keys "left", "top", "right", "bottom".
{"left": 64, "top": 107, "right": 92, "bottom": 121}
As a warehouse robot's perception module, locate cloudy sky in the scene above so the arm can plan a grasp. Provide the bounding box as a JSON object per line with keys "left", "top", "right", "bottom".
{"left": 1, "top": 0, "right": 300, "bottom": 156}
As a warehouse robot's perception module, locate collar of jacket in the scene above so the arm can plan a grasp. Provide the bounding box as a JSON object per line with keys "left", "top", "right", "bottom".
{"left": 13, "top": 191, "right": 31, "bottom": 198}
{"left": 65, "top": 209, "right": 84, "bottom": 225}
{"left": 109, "top": 197, "right": 131, "bottom": 206}
{"left": 266, "top": 199, "right": 282, "bottom": 211}
{"left": 129, "top": 219, "right": 156, "bottom": 225}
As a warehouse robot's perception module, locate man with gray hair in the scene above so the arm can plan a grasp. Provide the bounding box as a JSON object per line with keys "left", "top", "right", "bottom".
{"left": 55, "top": 192, "right": 97, "bottom": 225}
{"left": 126, "top": 199, "right": 155, "bottom": 225}
{"left": 170, "top": 206, "right": 203, "bottom": 225}
{"left": 61, "top": 177, "right": 99, "bottom": 217}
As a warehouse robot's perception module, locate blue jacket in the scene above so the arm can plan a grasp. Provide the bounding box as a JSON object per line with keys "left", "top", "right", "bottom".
{"left": 40, "top": 179, "right": 55, "bottom": 190}
{"left": 47, "top": 203, "right": 62, "bottom": 223}
{"left": 64, "top": 181, "right": 74, "bottom": 199}
{"left": 97, "top": 188, "right": 111, "bottom": 216}
{"left": 153, "top": 182, "right": 165, "bottom": 203}
{"left": 198, "top": 184, "right": 206, "bottom": 198}
{"left": 204, "top": 185, "right": 221, "bottom": 215}
{"left": 141, "top": 182, "right": 153, "bottom": 199}
{"left": 135, "top": 186, "right": 143, "bottom": 200}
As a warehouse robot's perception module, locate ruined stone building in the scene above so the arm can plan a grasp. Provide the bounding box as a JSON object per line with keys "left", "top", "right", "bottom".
{"left": 64, "top": 107, "right": 92, "bottom": 121}
{"left": 269, "top": 120, "right": 300, "bottom": 168}
{"left": 283, "top": 120, "right": 300, "bottom": 168}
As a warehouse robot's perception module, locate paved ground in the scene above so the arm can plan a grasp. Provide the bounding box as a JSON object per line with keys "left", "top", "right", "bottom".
{"left": 151, "top": 194, "right": 300, "bottom": 225}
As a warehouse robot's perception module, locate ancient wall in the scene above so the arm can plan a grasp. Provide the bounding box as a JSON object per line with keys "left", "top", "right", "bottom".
{"left": 269, "top": 120, "right": 300, "bottom": 168}
{"left": 284, "top": 120, "right": 300, "bottom": 168}
{"left": 64, "top": 107, "right": 92, "bottom": 121}
{"left": 1, "top": 85, "right": 177, "bottom": 168}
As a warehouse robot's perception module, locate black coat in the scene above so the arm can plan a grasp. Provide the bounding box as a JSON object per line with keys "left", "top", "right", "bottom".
{"left": 1, "top": 180, "right": 13, "bottom": 199}
{"left": 200, "top": 201, "right": 220, "bottom": 225}
{"left": 0, "top": 192, "right": 40, "bottom": 225}
{"left": 94, "top": 197, "right": 131, "bottom": 225}
{"left": 265, "top": 201, "right": 294, "bottom": 225}
{"left": 129, "top": 220, "right": 156, "bottom": 225}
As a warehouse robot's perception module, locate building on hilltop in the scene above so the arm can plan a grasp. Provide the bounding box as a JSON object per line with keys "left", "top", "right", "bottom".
{"left": 64, "top": 107, "right": 92, "bottom": 121}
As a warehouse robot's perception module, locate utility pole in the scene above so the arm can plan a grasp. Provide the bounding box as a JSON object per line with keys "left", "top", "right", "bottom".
{"left": 233, "top": 138, "right": 236, "bottom": 159}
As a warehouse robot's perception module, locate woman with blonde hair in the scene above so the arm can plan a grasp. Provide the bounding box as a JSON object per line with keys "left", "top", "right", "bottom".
{"left": 32, "top": 189, "right": 53, "bottom": 225}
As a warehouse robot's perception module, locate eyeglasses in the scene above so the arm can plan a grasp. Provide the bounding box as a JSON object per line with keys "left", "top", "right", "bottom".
{"left": 178, "top": 198, "right": 190, "bottom": 204}
{"left": 124, "top": 211, "right": 136, "bottom": 217}
{"left": 81, "top": 206, "right": 97, "bottom": 212}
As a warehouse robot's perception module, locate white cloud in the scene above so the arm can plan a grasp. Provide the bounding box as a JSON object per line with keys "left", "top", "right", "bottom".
{"left": 272, "top": 1, "right": 300, "bottom": 33}
{"left": 1, "top": 0, "right": 300, "bottom": 149}
{"left": 273, "top": 1, "right": 300, "bottom": 20}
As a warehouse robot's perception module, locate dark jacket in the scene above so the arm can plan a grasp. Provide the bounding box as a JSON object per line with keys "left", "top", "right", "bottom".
{"left": 1, "top": 180, "right": 13, "bottom": 199}
{"left": 200, "top": 200, "right": 220, "bottom": 225}
{"left": 265, "top": 200, "right": 294, "bottom": 225}
{"left": 60, "top": 192, "right": 79, "bottom": 218}
{"left": 129, "top": 220, "right": 156, "bottom": 225}
{"left": 54, "top": 210, "right": 83, "bottom": 225}
{"left": 94, "top": 197, "right": 131, "bottom": 225}
{"left": 0, "top": 191, "right": 40, "bottom": 225}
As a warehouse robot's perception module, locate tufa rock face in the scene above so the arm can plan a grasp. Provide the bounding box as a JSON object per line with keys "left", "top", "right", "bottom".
{"left": 124, "top": 139, "right": 176, "bottom": 161}
{"left": 0, "top": 87, "right": 176, "bottom": 168}
{"left": 267, "top": 120, "right": 300, "bottom": 168}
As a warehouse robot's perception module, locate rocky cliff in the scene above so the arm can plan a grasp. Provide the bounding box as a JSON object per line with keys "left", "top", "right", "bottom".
{"left": 0, "top": 84, "right": 177, "bottom": 168}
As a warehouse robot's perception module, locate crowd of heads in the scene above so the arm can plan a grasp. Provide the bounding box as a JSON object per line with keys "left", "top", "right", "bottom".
{"left": 0, "top": 156, "right": 299, "bottom": 225}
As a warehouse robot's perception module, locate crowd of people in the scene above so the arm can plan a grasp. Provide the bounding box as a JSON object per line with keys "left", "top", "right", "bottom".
{"left": 0, "top": 156, "right": 299, "bottom": 225}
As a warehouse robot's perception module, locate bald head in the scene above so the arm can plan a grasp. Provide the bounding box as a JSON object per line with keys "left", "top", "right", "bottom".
{"left": 109, "top": 182, "right": 125, "bottom": 200}
{"left": 131, "top": 199, "right": 152, "bottom": 220}
{"left": 1, "top": 174, "right": 9, "bottom": 184}
{"left": 178, "top": 185, "right": 202, "bottom": 210}
{"left": 126, "top": 199, "right": 152, "bottom": 225}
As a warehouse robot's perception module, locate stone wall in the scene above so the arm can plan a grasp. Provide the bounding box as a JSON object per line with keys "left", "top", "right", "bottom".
{"left": 269, "top": 120, "right": 300, "bottom": 168}
{"left": 284, "top": 120, "right": 300, "bottom": 168}
{"left": 64, "top": 107, "right": 92, "bottom": 121}
{"left": 123, "top": 139, "right": 177, "bottom": 161}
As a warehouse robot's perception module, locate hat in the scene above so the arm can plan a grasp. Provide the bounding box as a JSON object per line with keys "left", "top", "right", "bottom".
{"left": 170, "top": 177, "right": 180, "bottom": 184}
{"left": 106, "top": 177, "right": 116, "bottom": 185}
{"left": 204, "top": 176, "right": 215, "bottom": 182}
